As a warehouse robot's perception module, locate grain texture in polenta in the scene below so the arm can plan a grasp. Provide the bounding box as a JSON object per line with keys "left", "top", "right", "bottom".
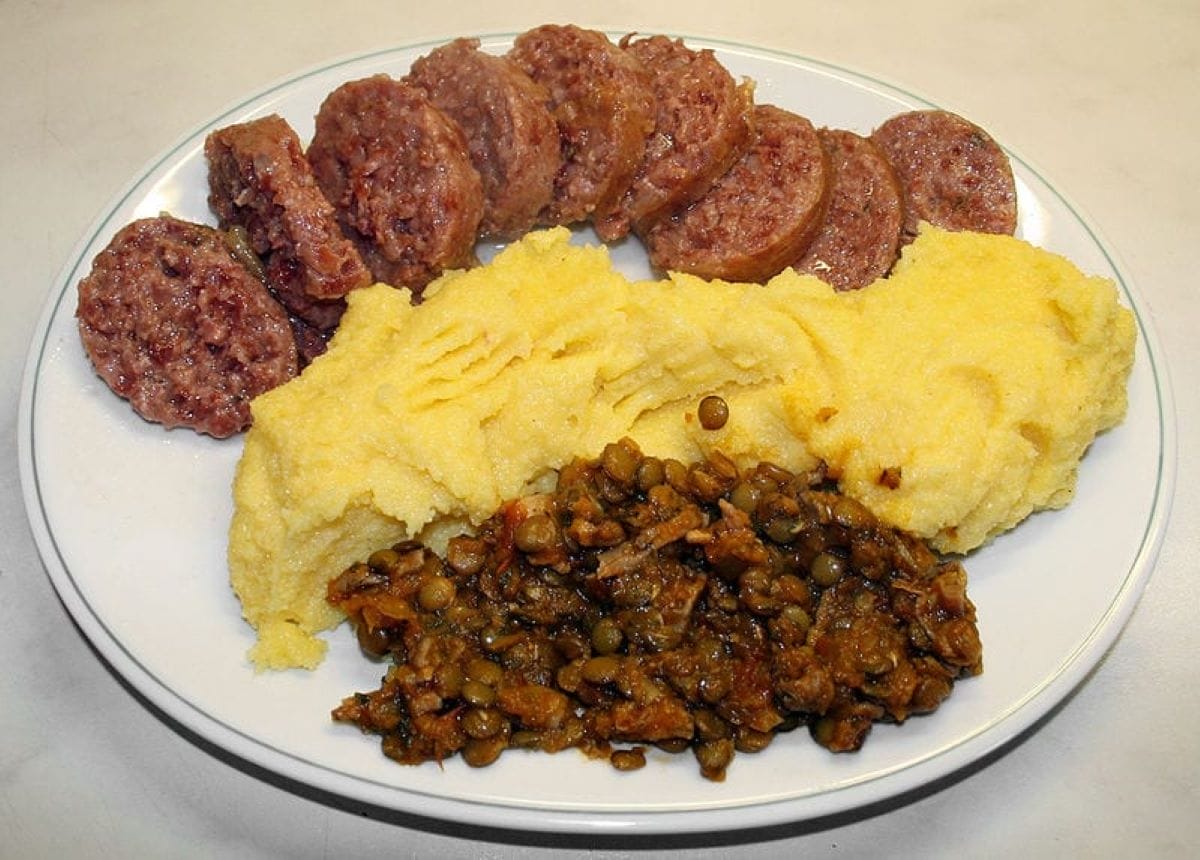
{"left": 229, "top": 226, "right": 1134, "bottom": 669}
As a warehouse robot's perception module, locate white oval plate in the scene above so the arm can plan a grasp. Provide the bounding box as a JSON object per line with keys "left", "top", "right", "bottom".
{"left": 18, "top": 34, "right": 1175, "bottom": 834}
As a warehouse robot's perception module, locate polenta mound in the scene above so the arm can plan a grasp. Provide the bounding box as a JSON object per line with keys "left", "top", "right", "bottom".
{"left": 228, "top": 226, "right": 1135, "bottom": 670}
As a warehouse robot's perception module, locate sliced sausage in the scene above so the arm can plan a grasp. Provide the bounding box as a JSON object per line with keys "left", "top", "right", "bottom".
{"left": 262, "top": 252, "right": 346, "bottom": 332}
{"left": 642, "top": 105, "right": 830, "bottom": 283}
{"left": 307, "top": 75, "right": 484, "bottom": 295}
{"left": 75, "top": 214, "right": 298, "bottom": 438}
{"left": 870, "top": 109, "right": 1017, "bottom": 240}
{"left": 205, "top": 114, "right": 372, "bottom": 301}
{"left": 792, "top": 129, "right": 904, "bottom": 290}
{"left": 217, "top": 222, "right": 340, "bottom": 365}
{"left": 407, "top": 38, "right": 560, "bottom": 239}
{"left": 284, "top": 312, "right": 335, "bottom": 368}
{"left": 593, "top": 34, "right": 755, "bottom": 242}
{"left": 263, "top": 253, "right": 345, "bottom": 365}
{"left": 508, "top": 24, "right": 656, "bottom": 226}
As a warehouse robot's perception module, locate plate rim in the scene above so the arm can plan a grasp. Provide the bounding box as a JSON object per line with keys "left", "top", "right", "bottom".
{"left": 16, "top": 32, "right": 1178, "bottom": 834}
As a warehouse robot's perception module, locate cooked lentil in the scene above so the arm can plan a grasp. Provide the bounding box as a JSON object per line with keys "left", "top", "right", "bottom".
{"left": 697, "top": 395, "right": 730, "bottom": 430}
{"left": 328, "top": 438, "right": 982, "bottom": 781}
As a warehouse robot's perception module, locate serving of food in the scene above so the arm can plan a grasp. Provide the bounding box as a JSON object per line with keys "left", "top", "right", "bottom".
{"left": 19, "top": 28, "right": 1170, "bottom": 832}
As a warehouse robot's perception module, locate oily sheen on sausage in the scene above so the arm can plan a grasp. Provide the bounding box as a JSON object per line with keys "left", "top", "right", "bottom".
{"left": 205, "top": 114, "right": 371, "bottom": 302}
{"left": 593, "top": 35, "right": 756, "bottom": 242}
{"left": 643, "top": 105, "right": 830, "bottom": 283}
{"left": 75, "top": 215, "right": 298, "bottom": 438}
{"left": 870, "top": 109, "right": 1017, "bottom": 240}
{"left": 407, "top": 38, "right": 561, "bottom": 239}
{"left": 508, "top": 25, "right": 656, "bottom": 226}
{"left": 308, "top": 75, "right": 484, "bottom": 295}
{"left": 792, "top": 128, "right": 904, "bottom": 290}
{"left": 263, "top": 253, "right": 347, "bottom": 365}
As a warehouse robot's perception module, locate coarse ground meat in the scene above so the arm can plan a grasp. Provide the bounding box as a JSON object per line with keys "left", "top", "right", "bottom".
{"left": 642, "top": 105, "right": 831, "bottom": 283}
{"left": 407, "top": 38, "right": 561, "bottom": 239}
{"left": 262, "top": 253, "right": 346, "bottom": 365}
{"left": 508, "top": 24, "right": 656, "bottom": 226}
{"left": 283, "top": 312, "right": 335, "bottom": 367}
{"left": 211, "top": 190, "right": 347, "bottom": 367}
{"left": 329, "top": 437, "right": 982, "bottom": 781}
{"left": 308, "top": 75, "right": 484, "bottom": 295}
{"left": 792, "top": 128, "right": 905, "bottom": 290}
{"left": 75, "top": 214, "right": 298, "bottom": 438}
{"left": 205, "top": 114, "right": 371, "bottom": 301}
{"left": 870, "top": 109, "right": 1017, "bottom": 241}
{"left": 593, "top": 34, "right": 755, "bottom": 242}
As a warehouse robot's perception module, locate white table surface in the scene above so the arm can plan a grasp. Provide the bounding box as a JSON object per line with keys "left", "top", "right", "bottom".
{"left": 3, "top": 1, "right": 1196, "bottom": 856}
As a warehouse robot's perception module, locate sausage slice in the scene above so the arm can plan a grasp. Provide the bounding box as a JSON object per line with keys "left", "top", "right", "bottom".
{"left": 308, "top": 75, "right": 484, "bottom": 294}
{"left": 642, "top": 105, "right": 830, "bottom": 283}
{"left": 263, "top": 254, "right": 346, "bottom": 365}
{"left": 75, "top": 215, "right": 298, "bottom": 438}
{"left": 205, "top": 114, "right": 371, "bottom": 302}
{"left": 407, "top": 38, "right": 560, "bottom": 239}
{"left": 792, "top": 129, "right": 904, "bottom": 290}
{"left": 594, "top": 35, "right": 755, "bottom": 242}
{"left": 870, "top": 109, "right": 1017, "bottom": 240}
{"left": 508, "top": 25, "right": 656, "bottom": 226}
{"left": 217, "top": 219, "right": 343, "bottom": 365}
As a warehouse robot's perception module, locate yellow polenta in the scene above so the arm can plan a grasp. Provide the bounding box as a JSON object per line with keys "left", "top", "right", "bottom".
{"left": 229, "top": 226, "right": 1135, "bottom": 669}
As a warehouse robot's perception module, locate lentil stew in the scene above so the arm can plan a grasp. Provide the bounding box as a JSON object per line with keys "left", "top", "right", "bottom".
{"left": 328, "top": 438, "right": 982, "bottom": 781}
